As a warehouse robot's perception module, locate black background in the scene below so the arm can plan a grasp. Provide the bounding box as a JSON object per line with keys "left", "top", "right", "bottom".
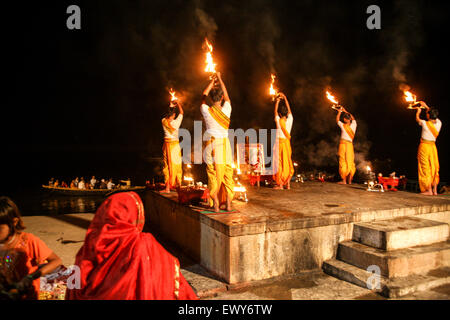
{"left": 2, "top": 0, "right": 449, "bottom": 194}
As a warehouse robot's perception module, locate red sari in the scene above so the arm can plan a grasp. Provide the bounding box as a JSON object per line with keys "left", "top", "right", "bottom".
{"left": 65, "top": 192, "right": 198, "bottom": 300}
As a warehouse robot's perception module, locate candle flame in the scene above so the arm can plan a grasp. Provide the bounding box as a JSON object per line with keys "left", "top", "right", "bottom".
{"left": 326, "top": 91, "right": 339, "bottom": 105}
{"left": 204, "top": 38, "right": 217, "bottom": 74}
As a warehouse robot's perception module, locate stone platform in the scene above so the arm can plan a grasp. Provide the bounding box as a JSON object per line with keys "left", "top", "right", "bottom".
{"left": 143, "top": 182, "right": 450, "bottom": 284}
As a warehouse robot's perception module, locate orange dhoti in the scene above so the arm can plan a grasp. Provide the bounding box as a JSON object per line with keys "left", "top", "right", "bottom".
{"left": 273, "top": 138, "right": 294, "bottom": 186}
{"left": 417, "top": 139, "right": 440, "bottom": 192}
{"left": 205, "top": 137, "right": 234, "bottom": 207}
{"left": 162, "top": 139, "right": 182, "bottom": 189}
{"left": 338, "top": 139, "right": 356, "bottom": 180}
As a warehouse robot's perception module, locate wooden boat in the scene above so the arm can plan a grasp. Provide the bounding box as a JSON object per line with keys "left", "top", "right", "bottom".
{"left": 42, "top": 185, "right": 146, "bottom": 197}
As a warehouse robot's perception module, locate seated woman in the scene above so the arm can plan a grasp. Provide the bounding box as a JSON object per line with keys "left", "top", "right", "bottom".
{"left": 65, "top": 192, "right": 197, "bottom": 300}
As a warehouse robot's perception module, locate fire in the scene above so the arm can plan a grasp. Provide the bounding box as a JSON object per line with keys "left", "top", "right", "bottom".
{"left": 404, "top": 91, "right": 416, "bottom": 104}
{"left": 269, "top": 74, "right": 278, "bottom": 97}
{"left": 366, "top": 166, "right": 371, "bottom": 172}
{"left": 169, "top": 88, "right": 178, "bottom": 102}
{"left": 326, "top": 91, "right": 339, "bottom": 105}
{"left": 183, "top": 176, "right": 193, "bottom": 182}
{"left": 204, "top": 38, "right": 217, "bottom": 74}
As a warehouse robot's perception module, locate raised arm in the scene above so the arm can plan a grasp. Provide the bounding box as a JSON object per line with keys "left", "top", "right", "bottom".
{"left": 336, "top": 108, "right": 342, "bottom": 125}
{"left": 216, "top": 72, "right": 230, "bottom": 103}
{"left": 279, "top": 92, "right": 291, "bottom": 115}
{"left": 274, "top": 96, "right": 281, "bottom": 118}
{"left": 415, "top": 106, "right": 422, "bottom": 125}
{"left": 176, "top": 101, "right": 184, "bottom": 115}
{"left": 202, "top": 79, "right": 215, "bottom": 105}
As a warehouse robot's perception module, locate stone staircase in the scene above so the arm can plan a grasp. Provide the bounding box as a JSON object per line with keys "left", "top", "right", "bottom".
{"left": 323, "top": 216, "right": 450, "bottom": 298}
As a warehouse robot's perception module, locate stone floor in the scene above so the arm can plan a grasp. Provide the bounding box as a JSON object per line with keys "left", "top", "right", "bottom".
{"left": 21, "top": 182, "right": 450, "bottom": 300}
{"left": 158, "top": 182, "right": 450, "bottom": 237}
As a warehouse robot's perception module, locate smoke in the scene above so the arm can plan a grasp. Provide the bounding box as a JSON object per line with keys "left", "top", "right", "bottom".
{"left": 88, "top": 0, "right": 426, "bottom": 179}
{"left": 378, "top": 0, "right": 424, "bottom": 86}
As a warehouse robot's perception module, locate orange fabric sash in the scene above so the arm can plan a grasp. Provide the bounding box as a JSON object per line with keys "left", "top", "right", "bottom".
{"left": 426, "top": 121, "right": 439, "bottom": 139}
{"left": 279, "top": 117, "right": 291, "bottom": 140}
{"left": 208, "top": 105, "right": 230, "bottom": 130}
{"left": 343, "top": 124, "right": 355, "bottom": 141}
{"left": 162, "top": 118, "right": 175, "bottom": 135}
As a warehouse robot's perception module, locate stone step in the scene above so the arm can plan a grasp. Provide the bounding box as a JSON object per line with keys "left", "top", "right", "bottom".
{"left": 323, "top": 259, "right": 450, "bottom": 298}
{"left": 352, "top": 217, "right": 449, "bottom": 251}
{"left": 337, "top": 240, "right": 450, "bottom": 278}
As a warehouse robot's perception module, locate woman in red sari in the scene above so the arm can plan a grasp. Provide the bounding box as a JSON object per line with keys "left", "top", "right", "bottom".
{"left": 65, "top": 191, "right": 197, "bottom": 300}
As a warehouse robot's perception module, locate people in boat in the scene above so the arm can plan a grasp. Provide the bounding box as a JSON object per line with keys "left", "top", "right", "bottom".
{"left": 53, "top": 180, "right": 59, "bottom": 188}
{"left": 78, "top": 178, "right": 86, "bottom": 190}
{"left": 273, "top": 92, "right": 294, "bottom": 190}
{"left": 99, "top": 179, "right": 107, "bottom": 189}
{"left": 120, "top": 178, "right": 131, "bottom": 188}
{"left": 107, "top": 179, "right": 115, "bottom": 190}
{"left": 90, "top": 176, "right": 97, "bottom": 189}
{"left": 74, "top": 177, "right": 79, "bottom": 188}
{"left": 70, "top": 180, "right": 76, "bottom": 188}
{"left": 201, "top": 72, "right": 234, "bottom": 212}
{"left": 336, "top": 107, "right": 357, "bottom": 185}
{"left": 61, "top": 181, "right": 68, "bottom": 188}
{"left": 48, "top": 178, "right": 54, "bottom": 187}
{"left": 415, "top": 102, "right": 441, "bottom": 196}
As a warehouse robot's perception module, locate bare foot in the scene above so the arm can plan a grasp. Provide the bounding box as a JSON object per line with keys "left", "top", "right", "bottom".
{"left": 226, "top": 199, "right": 232, "bottom": 212}
{"left": 337, "top": 181, "right": 347, "bottom": 185}
{"left": 421, "top": 191, "right": 433, "bottom": 196}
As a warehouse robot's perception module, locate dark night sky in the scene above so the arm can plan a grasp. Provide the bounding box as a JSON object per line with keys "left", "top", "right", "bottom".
{"left": 2, "top": 0, "right": 449, "bottom": 193}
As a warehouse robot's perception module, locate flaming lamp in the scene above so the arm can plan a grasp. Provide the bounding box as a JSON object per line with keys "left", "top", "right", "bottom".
{"left": 364, "top": 166, "right": 384, "bottom": 192}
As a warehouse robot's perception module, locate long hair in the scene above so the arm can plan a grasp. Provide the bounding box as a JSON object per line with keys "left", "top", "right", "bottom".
{"left": 0, "top": 197, "right": 26, "bottom": 238}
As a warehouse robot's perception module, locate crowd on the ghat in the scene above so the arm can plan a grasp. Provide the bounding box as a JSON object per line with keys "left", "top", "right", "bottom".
{"left": 48, "top": 176, "right": 129, "bottom": 190}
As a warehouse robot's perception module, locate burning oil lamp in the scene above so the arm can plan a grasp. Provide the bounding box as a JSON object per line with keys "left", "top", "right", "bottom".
{"left": 365, "top": 166, "right": 384, "bottom": 192}
{"left": 269, "top": 74, "right": 281, "bottom": 101}
{"left": 404, "top": 90, "right": 425, "bottom": 109}
{"left": 204, "top": 38, "right": 218, "bottom": 82}
{"left": 326, "top": 90, "right": 344, "bottom": 111}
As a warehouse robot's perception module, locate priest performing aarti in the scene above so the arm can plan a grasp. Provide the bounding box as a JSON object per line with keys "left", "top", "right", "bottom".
{"left": 336, "top": 107, "right": 357, "bottom": 185}
{"left": 414, "top": 101, "right": 442, "bottom": 196}
{"left": 273, "top": 92, "right": 294, "bottom": 190}
{"left": 201, "top": 72, "right": 234, "bottom": 212}
{"left": 161, "top": 92, "right": 184, "bottom": 193}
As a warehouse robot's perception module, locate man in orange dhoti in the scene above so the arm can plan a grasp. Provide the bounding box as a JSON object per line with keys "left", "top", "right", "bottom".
{"left": 273, "top": 92, "right": 294, "bottom": 189}
{"left": 162, "top": 100, "right": 184, "bottom": 193}
{"left": 336, "top": 107, "right": 357, "bottom": 184}
{"left": 201, "top": 72, "right": 234, "bottom": 212}
{"left": 415, "top": 102, "right": 442, "bottom": 196}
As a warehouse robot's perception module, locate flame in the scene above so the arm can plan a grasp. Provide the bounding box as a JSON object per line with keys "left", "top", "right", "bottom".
{"left": 183, "top": 176, "right": 194, "bottom": 182}
{"left": 404, "top": 91, "right": 416, "bottom": 103}
{"left": 269, "top": 74, "right": 278, "bottom": 97}
{"left": 294, "top": 162, "right": 298, "bottom": 167}
{"left": 326, "top": 91, "right": 339, "bottom": 105}
{"left": 366, "top": 166, "right": 371, "bottom": 172}
{"left": 204, "top": 38, "right": 217, "bottom": 74}
{"left": 169, "top": 88, "right": 178, "bottom": 102}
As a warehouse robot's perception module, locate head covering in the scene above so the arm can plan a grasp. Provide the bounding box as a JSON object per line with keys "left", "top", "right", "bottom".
{"left": 65, "top": 192, "right": 197, "bottom": 300}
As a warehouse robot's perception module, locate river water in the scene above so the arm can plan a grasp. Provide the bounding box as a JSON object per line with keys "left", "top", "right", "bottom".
{"left": 5, "top": 189, "right": 107, "bottom": 216}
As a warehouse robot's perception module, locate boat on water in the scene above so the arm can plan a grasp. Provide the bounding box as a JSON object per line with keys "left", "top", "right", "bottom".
{"left": 42, "top": 185, "right": 146, "bottom": 197}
